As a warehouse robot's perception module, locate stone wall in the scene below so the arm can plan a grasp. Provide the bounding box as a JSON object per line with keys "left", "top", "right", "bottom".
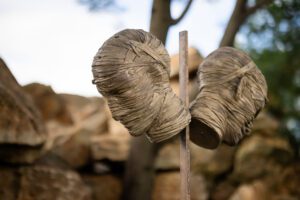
{"left": 0, "top": 52, "right": 299, "bottom": 200}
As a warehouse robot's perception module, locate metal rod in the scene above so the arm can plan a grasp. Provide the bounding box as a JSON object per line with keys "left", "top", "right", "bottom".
{"left": 179, "top": 30, "right": 190, "bottom": 200}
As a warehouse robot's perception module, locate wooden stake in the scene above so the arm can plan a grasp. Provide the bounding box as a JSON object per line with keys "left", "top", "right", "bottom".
{"left": 179, "top": 31, "right": 190, "bottom": 200}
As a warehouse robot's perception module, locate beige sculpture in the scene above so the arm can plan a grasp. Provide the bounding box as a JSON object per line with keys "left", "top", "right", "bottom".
{"left": 92, "top": 29, "right": 191, "bottom": 143}
{"left": 190, "top": 47, "right": 268, "bottom": 149}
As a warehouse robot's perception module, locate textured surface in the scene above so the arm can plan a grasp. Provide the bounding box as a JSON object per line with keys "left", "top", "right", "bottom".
{"left": 190, "top": 47, "right": 268, "bottom": 149}
{"left": 152, "top": 172, "right": 208, "bottom": 200}
{"left": 233, "top": 134, "right": 294, "bottom": 181}
{"left": 0, "top": 58, "right": 46, "bottom": 146}
{"left": 0, "top": 166, "right": 91, "bottom": 200}
{"left": 23, "top": 83, "right": 73, "bottom": 125}
{"left": 92, "top": 29, "right": 190, "bottom": 142}
{"left": 83, "top": 174, "right": 122, "bottom": 200}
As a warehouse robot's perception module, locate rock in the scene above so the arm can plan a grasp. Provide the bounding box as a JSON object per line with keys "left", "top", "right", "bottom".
{"left": 91, "top": 131, "right": 130, "bottom": 161}
{"left": 18, "top": 166, "right": 91, "bottom": 200}
{"left": 210, "top": 180, "right": 237, "bottom": 200}
{"left": 233, "top": 135, "right": 294, "bottom": 181}
{"left": 153, "top": 172, "right": 180, "bottom": 200}
{"left": 44, "top": 96, "right": 110, "bottom": 168}
{"left": 191, "top": 174, "right": 209, "bottom": 200}
{"left": 0, "top": 144, "right": 45, "bottom": 164}
{"left": 0, "top": 59, "right": 46, "bottom": 146}
{"left": 23, "top": 83, "right": 73, "bottom": 125}
{"left": 60, "top": 94, "right": 109, "bottom": 124}
{"left": 46, "top": 119, "right": 107, "bottom": 169}
{"left": 83, "top": 174, "right": 122, "bottom": 200}
{"left": 228, "top": 163, "right": 300, "bottom": 200}
{"left": 152, "top": 172, "right": 208, "bottom": 200}
{"left": 108, "top": 118, "right": 129, "bottom": 135}
{"left": 0, "top": 58, "right": 47, "bottom": 163}
{"left": 229, "top": 181, "right": 269, "bottom": 200}
{"left": 155, "top": 140, "right": 179, "bottom": 170}
{"left": 51, "top": 129, "right": 93, "bottom": 169}
{"left": 170, "top": 47, "right": 203, "bottom": 78}
{"left": 93, "top": 162, "right": 111, "bottom": 174}
{"left": 170, "top": 77, "right": 198, "bottom": 98}
{"left": 252, "top": 111, "right": 280, "bottom": 136}
{"left": 191, "top": 143, "right": 236, "bottom": 178}
{"left": 0, "top": 165, "right": 91, "bottom": 200}
{"left": 275, "top": 161, "right": 300, "bottom": 199}
{"left": 169, "top": 48, "right": 202, "bottom": 100}
{"left": 48, "top": 99, "right": 127, "bottom": 167}
{"left": 0, "top": 167, "right": 17, "bottom": 200}
{"left": 34, "top": 151, "right": 72, "bottom": 170}
{"left": 155, "top": 139, "right": 236, "bottom": 175}
{"left": 90, "top": 114, "right": 130, "bottom": 162}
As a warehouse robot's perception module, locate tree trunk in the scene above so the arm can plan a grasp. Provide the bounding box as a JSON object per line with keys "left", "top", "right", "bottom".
{"left": 220, "top": 0, "right": 272, "bottom": 47}
{"left": 122, "top": 137, "right": 160, "bottom": 200}
{"left": 122, "top": 1, "right": 172, "bottom": 200}
{"left": 149, "top": 0, "right": 172, "bottom": 44}
{"left": 219, "top": 0, "right": 247, "bottom": 47}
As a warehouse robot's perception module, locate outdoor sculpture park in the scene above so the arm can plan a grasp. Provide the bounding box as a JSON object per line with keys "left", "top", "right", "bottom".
{"left": 0, "top": 1, "right": 299, "bottom": 200}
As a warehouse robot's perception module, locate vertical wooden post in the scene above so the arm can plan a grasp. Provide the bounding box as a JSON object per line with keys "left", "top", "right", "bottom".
{"left": 179, "top": 31, "right": 190, "bottom": 200}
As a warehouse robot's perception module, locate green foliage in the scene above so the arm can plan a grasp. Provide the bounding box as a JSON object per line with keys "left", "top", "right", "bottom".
{"left": 240, "top": 0, "right": 300, "bottom": 139}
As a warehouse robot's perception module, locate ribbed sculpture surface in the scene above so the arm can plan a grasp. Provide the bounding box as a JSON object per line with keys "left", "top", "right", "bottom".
{"left": 190, "top": 47, "right": 268, "bottom": 149}
{"left": 92, "top": 29, "right": 191, "bottom": 142}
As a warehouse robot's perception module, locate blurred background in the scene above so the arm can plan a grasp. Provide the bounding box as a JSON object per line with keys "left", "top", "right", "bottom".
{"left": 0, "top": 0, "right": 299, "bottom": 200}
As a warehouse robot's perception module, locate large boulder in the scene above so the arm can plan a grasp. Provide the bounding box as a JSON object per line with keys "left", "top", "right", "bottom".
{"left": 152, "top": 172, "right": 208, "bottom": 200}
{"left": 155, "top": 140, "right": 179, "bottom": 170}
{"left": 88, "top": 111, "right": 129, "bottom": 162}
{"left": 170, "top": 47, "right": 203, "bottom": 78}
{"left": 229, "top": 181, "right": 269, "bottom": 200}
{"left": 91, "top": 131, "right": 130, "bottom": 162}
{"left": 0, "top": 58, "right": 47, "bottom": 163}
{"left": 251, "top": 111, "right": 280, "bottom": 136}
{"left": 51, "top": 129, "right": 93, "bottom": 169}
{"left": 210, "top": 180, "right": 237, "bottom": 200}
{"left": 274, "top": 161, "right": 300, "bottom": 199}
{"left": 191, "top": 144, "right": 236, "bottom": 178}
{"left": 228, "top": 162, "right": 300, "bottom": 200}
{"left": 23, "top": 83, "right": 73, "bottom": 125}
{"left": 0, "top": 165, "right": 91, "bottom": 200}
{"left": 169, "top": 47, "right": 203, "bottom": 100}
{"left": 46, "top": 96, "right": 110, "bottom": 169}
{"left": 154, "top": 138, "right": 236, "bottom": 175}
{"left": 82, "top": 174, "right": 122, "bottom": 200}
{"left": 233, "top": 135, "right": 294, "bottom": 181}
{"left": 60, "top": 94, "right": 109, "bottom": 124}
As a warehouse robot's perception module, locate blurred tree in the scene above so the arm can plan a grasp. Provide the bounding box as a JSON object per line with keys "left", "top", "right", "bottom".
{"left": 149, "top": 0, "right": 193, "bottom": 44}
{"left": 239, "top": 0, "right": 300, "bottom": 141}
{"left": 78, "top": 0, "right": 120, "bottom": 11}
{"left": 220, "top": 0, "right": 273, "bottom": 46}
